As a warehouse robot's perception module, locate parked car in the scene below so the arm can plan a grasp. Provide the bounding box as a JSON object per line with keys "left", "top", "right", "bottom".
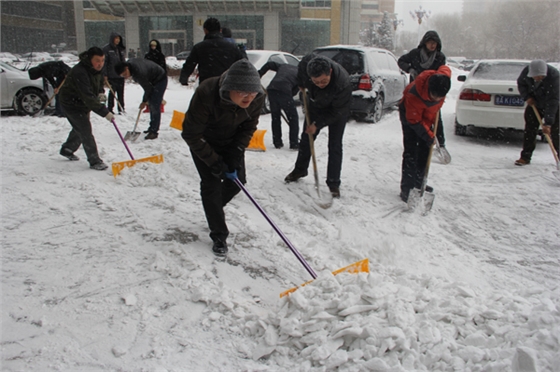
{"left": 246, "top": 50, "right": 301, "bottom": 113}
{"left": 0, "top": 61, "right": 49, "bottom": 115}
{"left": 0, "top": 52, "right": 20, "bottom": 63}
{"left": 447, "top": 56, "right": 466, "bottom": 69}
{"left": 19, "top": 52, "right": 54, "bottom": 62}
{"left": 175, "top": 51, "right": 190, "bottom": 60}
{"left": 455, "top": 59, "right": 531, "bottom": 136}
{"left": 50, "top": 52, "right": 79, "bottom": 64}
{"left": 313, "top": 45, "right": 408, "bottom": 123}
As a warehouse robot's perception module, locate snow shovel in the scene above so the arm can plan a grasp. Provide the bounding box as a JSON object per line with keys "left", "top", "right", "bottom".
{"left": 407, "top": 111, "right": 439, "bottom": 215}
{"left": 435, "top": 138, "right": 452, "bottom": 164}
{"left": 301, "top": 89, "right": 332, "bottom": 209}
{"left": 110, "top": 119, "right": 164, "bottom": 177}
{"left": 123, "top": 108, "right": 142, "bottom": 142}
{"left": 33, "top": 77, "right": 66, "bottom": 117}
{"left": 106, "top": 81, "right": 125, "bottom": 114}
{"left": 228, "top": 173, "right": 368, "bottom": 297}
{"left": 531, "top": 105, "right": 560, "bottom": 179}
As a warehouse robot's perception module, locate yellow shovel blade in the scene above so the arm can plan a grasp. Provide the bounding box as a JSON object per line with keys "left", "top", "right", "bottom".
{"left": 112, "top": 154, "right": 164, "bottom": 177}
{"left": 247, "top": 129, "right": 267, "bottom": 152}
{"left": 170, "top": 110, "right": 185, "bottom": 131}
{"left": 279, "top": 258, "right": 369, "bottom": 298}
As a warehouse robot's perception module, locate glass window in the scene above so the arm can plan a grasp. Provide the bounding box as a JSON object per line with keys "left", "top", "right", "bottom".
{"left": 315, "top": 49, "right": 364, "bottom": 75}
{"left": 269, "top": 54, "right": 285, "bottom": 64}
{"left": 301, "top": 0, "right": 332, "bottom": 8}
{"left": 372, "top": 51, "right": 390, "bottom": 70}
{"left": 285, "top": 55, "right": 300, "bottom": 66}
{"left": 473, "top": 62, "right": 529, "bottom": 80}
{"left": 386, "top": 53, "right": 400, "bottom": 71}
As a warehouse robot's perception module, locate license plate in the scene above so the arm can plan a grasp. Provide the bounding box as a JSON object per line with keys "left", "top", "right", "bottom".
{"left": 495, "top": 95, "right": 524, "bottom": 106}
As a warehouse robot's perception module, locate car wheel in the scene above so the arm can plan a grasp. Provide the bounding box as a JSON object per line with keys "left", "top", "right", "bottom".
{"left": 261, "top": 94, "right": 271, "bottom": 114}
{"left": 455, "top": 119, "right": 468, "bottom": 136}
{"left": 16, "top": 88, "right": 46, "bottom": 116}
{"left": 364, "top": 94, "right": 384, "bottom": 123}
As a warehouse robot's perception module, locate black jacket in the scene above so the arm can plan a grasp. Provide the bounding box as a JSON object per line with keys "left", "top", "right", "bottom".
{"left": 58, "top": 51, "right": 109, "bottom": 117}
{"left": 102, "top": 31, "right": 126, "bottom": 79}
{"left": 398, "top": 31, "right": 446, "bottom": 81}
{"left": 518, "top": 64, "right": 560, "bottom": 124}
{"left": 144, "top": 39, "right": 167, "bottom": 71}
{"left": 182, "top": 75, "right": 265, "bottom": 167}
{"left": 258, "top": 62, "right": 299, "bottom": 96}
{"left": 298, "top": 55, "right": 352, "bottom": 130}
{"left": 28, "top": 61, "right": 70, "bottom": 88}
{"left": 179, "top": 33, "right": 244, "bottom": 85}
{"left": 126, "top": 58, "right": 167, "bottom": 103}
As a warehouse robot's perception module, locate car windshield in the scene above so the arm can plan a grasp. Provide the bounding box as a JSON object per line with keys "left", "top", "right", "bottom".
{"left": 247, "top": 53, "right": 262, "bottom": 65}
{"left": 0, "top": 61, "right": 24, "bottom": 72}
{"left": 472, "top": 62, "right": 529, "bottom": 80}
{"left": 314, "top": 49, "right": 364, "bottom": 75}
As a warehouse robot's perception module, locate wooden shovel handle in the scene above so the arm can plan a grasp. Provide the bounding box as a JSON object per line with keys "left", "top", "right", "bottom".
{"left": 43, "top": 76, "right": 66, "bottom": 109}
{"left": 531, "top": 105, "right": 560, "bottom": 165}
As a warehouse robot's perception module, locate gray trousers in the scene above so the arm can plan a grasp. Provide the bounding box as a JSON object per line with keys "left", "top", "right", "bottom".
{"left": 60, "top": 107, "right": 101, "bottom": 165}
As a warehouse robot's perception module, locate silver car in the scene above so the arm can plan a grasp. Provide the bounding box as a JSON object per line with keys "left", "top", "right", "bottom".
{"left": 0, "top": 61, "right": 49, "bottom": 115}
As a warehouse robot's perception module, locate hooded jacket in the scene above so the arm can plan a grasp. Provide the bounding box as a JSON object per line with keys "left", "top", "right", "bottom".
{"left": 58, "top": 51, "right": 110, "bottom": 117}
{"left": 144, "top": 39, "right": 167, "bottom": 71}
{"left": 299, "top": 56, "right": 352, "bottom": 130}
{"left": 179, "top": 32, "right": 244, "bottom": 85}
{"left": 399, "top": 65, "right": 452, "bottom": 143}
{"left": 125, "top": 58, "right": 167, "bottom": 103}
{"left": 398, "top": 31, "right": 446, "bottom": 81}
{"left": 28, "top": 61, "right": 71, "bottom": 88}
{"left": 181, "top": 74, "right": 265, "bottom": 167}
{"left": 517, "top": 64, "right": 559, "bottom": 124}
{"left": 102, "top": 31, "right": 126, "bottom": 79}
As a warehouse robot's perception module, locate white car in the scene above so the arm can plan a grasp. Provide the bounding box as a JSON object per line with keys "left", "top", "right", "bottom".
{"left": 0, "top": 52, "right": 20, "bottom": 63}
{"left": 246, "top": 50, "right": 300, "bottom": 112}
{"left": 455, "top": 59, "right": 531, "bottom": 136}
{"left": 1, "top": 61, "right": 49, "bottom": 115}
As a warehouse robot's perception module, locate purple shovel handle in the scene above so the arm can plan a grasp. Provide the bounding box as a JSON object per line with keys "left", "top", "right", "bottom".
{"left": 112, "top": 119, "right": 135, "bottom": 160}
{"left": 233, "top": 177, "right": 317, "bottom": 279}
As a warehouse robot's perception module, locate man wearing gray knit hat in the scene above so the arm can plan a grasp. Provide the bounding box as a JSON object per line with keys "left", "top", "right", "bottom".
{"left": 182, "top": 59, "right": 265, "bottom": 256}
{"left": 515, "top": 59, "right": 559, "bottom": 166}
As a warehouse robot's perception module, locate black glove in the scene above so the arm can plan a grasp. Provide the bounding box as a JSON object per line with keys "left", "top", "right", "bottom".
{"left": 210, "top": 159, "right": 229, "bottom": 180}
{"left": 223, "top": 145, "right": 244, "bottom": 172}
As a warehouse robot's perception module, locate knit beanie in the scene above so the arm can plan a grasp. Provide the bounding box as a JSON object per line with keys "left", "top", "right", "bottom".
{"left": 527, "top": 60, "right": 547, "bottom": 77}
{"left": 428, "top": 74, "right": 451, "bottom": 98}
{"left": 220, "top": 59, "right": 264, "bottom": 95}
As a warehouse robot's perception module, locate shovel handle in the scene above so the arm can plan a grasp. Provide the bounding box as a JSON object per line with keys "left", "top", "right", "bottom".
{"left": 420, "top": 111, "right": 440, "bottom": 196}
{"left": 531, "top": 105, "right": 560, "bottom": 167}
{"left": 106, "top": 81, "right": 125, "bottom": 113}
{"left": 302, "top": 89, "right": 322, "bottom": 198}
{"left": 111, "top": 119, "right": 135, "bottom": 160}
{"left": 233, "top": 177, "right": 318, "bottom": 279}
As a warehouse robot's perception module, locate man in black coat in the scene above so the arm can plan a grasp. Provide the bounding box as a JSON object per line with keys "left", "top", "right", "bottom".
{"left": 28, "top": 60, "right": 71, "bottom": 117}
{"left": 515, "top": 60, "right": 559, "bottom": 166}
{"left": 115, "top": 59, "right": 168, "bottom": 140}
{"left": 103, "top": 31, "right": 126, "bottom": 114}
{"left": 285, "top": 55, "right": 352, "bottom": 198}
{"left": 58, "top": 47, "right": 114, "bottom": 171}
{"left": 398, "top": 30, "right": 448, "bottom": 148}
{"left": 179, "top": 18, "right": 244, "bottom": 85}
{"left": 144, "top": 39, "right": 166, "bottom": 71}
{"left": 258, "top": 61, "right": 300, "bottom": 149}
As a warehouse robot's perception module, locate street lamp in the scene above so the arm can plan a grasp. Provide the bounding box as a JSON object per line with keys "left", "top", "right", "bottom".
{"left": 410, "top": 5, "right": 431, "bottom": 25}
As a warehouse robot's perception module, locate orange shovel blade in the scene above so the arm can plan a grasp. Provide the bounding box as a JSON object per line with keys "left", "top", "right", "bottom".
{"left": 279, "top": 258, "right": 369, "bottom": 298}
{"left": 112, "top": 154, "right": 164, "bottom": 177}
{"left": 170, "top": 110, "right": 185, "bottom": 131}
{"left": 247, "top": 129, "right": 267, "bottom": 151}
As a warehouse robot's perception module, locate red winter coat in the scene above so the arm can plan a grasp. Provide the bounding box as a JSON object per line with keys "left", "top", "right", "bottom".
{"left": 400, "top": 65, "right": 451, "bottom": 141}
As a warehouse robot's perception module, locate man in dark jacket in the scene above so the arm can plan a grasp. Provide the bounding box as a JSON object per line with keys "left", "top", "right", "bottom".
{"left": 258, "top": 61, "right": 300, "bottom": 149}
{"left": 398, "top": 66, "right": 452, "bottom": 203}
{"left": 398, "top": 31, "right": 448, "bottom": 148}
{"left": 115, "top": 59, "right": 168, "bottom": 140}
{"left": 182, "top": 59, "right": 265, "bottom": 256}
{"left": 103, "top": 31, "right": 126, "bottom": 114}
{"left": 515, "top": 60, "right": 560, "bottom": 165}
{"left": 58, "top": 47, "right": 114, "bottom": 171}
{"left": 28, "top": 60, "right": 71, "bottom": 117}
{"left": 179, "top": 18, "right": 244, "bottom": 85}
{"left": 144, "top": 39, "right": 166, "bottom": 71}
{"left": 285, "top": 55, "right": 352, "bottom": 198}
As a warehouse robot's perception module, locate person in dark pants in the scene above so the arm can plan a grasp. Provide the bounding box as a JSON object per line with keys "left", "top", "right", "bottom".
{"left": 284, "top": 55, "right": 352, "bottom": 198}
{"left": 182, "top": 60, "right": 265, "bottom": 256}
{"left": 115, "top": 59, "right": 167, "bottom": 140}
{"left": 515, "top": 60, "right": 559, "bottom": 166}
{"left": 144, "top": 39, "right": 166, "bottom": 71}
{"left": 179, "top": 18, "right": 244, "bottom": 86}
{"left": 399, "top": 66, "right": 452, "bottom": 202}
{"left": 258, "top": 61, "right": 300, "bottom": 149}
{"left": 103, "top": 31, "right": 126, "bottom": 114}
{"left": 398, "top": 30, "right": 447, "bottom": 148}
{"left": 28, "top": 61, "right": 71, "bottom": 117}
{"left": 58, "top": 47, "right": 114, "bottom": 171}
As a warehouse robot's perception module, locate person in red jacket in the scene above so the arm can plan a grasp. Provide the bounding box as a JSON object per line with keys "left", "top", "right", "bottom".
{"left": 399, "top": 65, "right": 451, "bottom": 203}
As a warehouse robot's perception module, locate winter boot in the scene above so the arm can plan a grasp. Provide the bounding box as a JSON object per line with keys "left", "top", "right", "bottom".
{"left": 60, "top": 149, "right": 79, "bottom": 161}
{"left": 515, "top": 158, "right": 530, "bottom": 166}
{"left": 284, "top": 169, "right": 308, "bottom": 183}
{"left": 90, "top": 161, "right": 108, "bottom": 171}
{"left": 212, "top": 240, "right": 228, "bottom": 257}
{"left": 329, "top": 186, "right": 340, "bottom": 198}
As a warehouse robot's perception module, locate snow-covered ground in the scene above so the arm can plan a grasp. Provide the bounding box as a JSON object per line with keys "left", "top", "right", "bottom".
{"left": 2, "top": 69, "right": 559, "bottom": 371}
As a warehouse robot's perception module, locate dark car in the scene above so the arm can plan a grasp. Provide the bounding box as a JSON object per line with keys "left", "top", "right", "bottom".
{"left": 313, "top": 45, "right": 408, "bottom": 123}
{"left": 176, "top": 51, "right": 190, "bottom": 60}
